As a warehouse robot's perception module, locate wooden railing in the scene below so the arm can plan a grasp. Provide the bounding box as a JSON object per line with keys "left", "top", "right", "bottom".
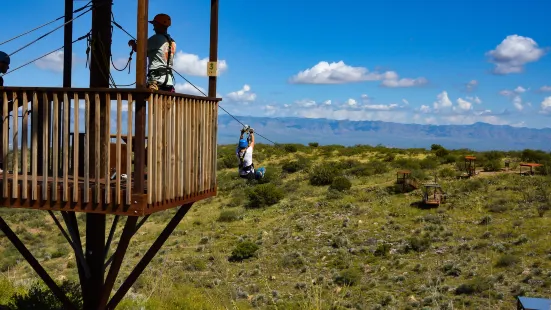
{"left": 0, "top": 87, "right": 219, "bottom": 215}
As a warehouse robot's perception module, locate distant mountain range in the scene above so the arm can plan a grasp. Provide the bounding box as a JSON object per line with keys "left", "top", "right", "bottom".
{"left": 217, "top": 115, "right": 551, "bottom": 151}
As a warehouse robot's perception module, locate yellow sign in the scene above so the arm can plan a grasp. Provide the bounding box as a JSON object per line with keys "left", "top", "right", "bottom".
{"left": 207, "top": 61, "right": 217, "bottom": 76}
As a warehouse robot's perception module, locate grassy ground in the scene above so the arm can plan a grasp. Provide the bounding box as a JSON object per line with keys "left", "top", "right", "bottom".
{"left": 0, "top": 143, "right": 550, "bottom": 309}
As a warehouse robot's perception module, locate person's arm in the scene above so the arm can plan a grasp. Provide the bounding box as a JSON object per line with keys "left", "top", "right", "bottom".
{"left": 249, "top": 129, "right": 255, "bottom": 149}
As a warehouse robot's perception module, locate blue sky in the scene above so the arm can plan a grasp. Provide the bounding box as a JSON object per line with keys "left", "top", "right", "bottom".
{"left": 2, "top": 0, "right": 551, "bottom": 128}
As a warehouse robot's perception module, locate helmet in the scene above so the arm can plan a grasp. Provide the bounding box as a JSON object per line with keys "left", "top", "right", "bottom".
{"left": 149, "top": 14, "right": 171, "bottom": 28}
{"left": 238, "top": 139, "right": 248, "bottom": 149}
{"left": 0, "top": 51, "right": 10, "bottom": 65}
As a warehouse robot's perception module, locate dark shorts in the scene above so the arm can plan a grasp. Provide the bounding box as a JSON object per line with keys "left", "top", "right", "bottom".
{"left": 159, "top": 85, "right": 175, "bottom": 92}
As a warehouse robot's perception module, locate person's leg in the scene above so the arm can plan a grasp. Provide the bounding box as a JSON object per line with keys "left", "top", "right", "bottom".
{"left": 159, "top": 85, "right": 175, "bottom": 92}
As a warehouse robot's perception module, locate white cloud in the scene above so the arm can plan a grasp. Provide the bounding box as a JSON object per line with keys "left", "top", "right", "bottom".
{"left": 486, "top": 35, "right": 546, "bottom": 74}
{"left": 419, "top": 105, "right": 431, "bottom": 113}
{"left": 35, "top": 51, "right": 78, "bottom": 73}
{"left": 295, "top": 99, "right": 316, "bottom": 107}
{"left": 540, "top": 96, "right": 551, "bottom": 114}
{"left": 173, "top": 51, "right": 228, "bottom": 77}
{"left": 226, "top": 84, "right": 256, "bottom": 102}
{"left": 466, "top": 96, "right": 482, "bottom": 104}
{"left": 499, "top": 86, "right": 527, "bottom": 111}
{"left": 465, "top": 80, "right": 478, "bottom": 92}
{"left": 539, "top": 85, "right": 551, "bottom": 92}
{"left": 289, "top": 61, "right": 427, "bottom": 87}
{"left": 455, "top": 98, "right": 473, "bottom": 111}
{"left": 433, "top": 91, "right": 452, "bottom": 110}
{"left": 380, "top": 71, "right": 428, "bottom": 88}
{"left": 323, "top": 100, "right": 332, "bottom": 105}
{"left": 175, "top": 82, "right": 206, "bottom": 96}
{"left": 345, "top": 98, "right": 358, "bottom": 107}
{"left": 364, "top": 104, "right": 399, "bottom": 111}
{"left": 402, "top": 99, "right": 409, "bottom": 105}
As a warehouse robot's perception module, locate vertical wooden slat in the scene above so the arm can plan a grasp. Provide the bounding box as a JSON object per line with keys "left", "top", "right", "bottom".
{"left": 147, "top": 94, "right": 153, "bottom": 204}
{"left": 116, "top": 93, "right": 122, "bottom": 205}
{"left": 94, "top": 93, "right": 101, "bottom": 203}
{"left": 126, "top": 93, "right": 133, "bottom": 205}
{"left": 21, "top": 92, "right": 29, "bottom": 199}
{"left": 179, "top": 98, "right": 185, "bottom": 197}
{"left": 31, "top": 92, "right": 38, "bottom": 200}
{"left": 186, "top": 98, "right": 191, "bottom": 196}
{"left": 151, "top": 95, "right": 157, "bottom": 203}
{"left": 175, "top": 98, "right": 181, "bottom": 197}
{"left": 155, "top": 95, "right": 162, "bottom": 202}
{"left": 166, "top": 97, "right": 171, "bottom": 200}
{"left": 192, "top": 98, "right": 196, "bottom": 195}
{"left": 213, "top": 100, "right": 218, "bottom": 189}
{"left": 199, "top": 99, "right": 204, "bottom": 193}
{"left": 104, "top": 93, "right": 111, "bottom": 204}
{"left": 62, "top": 93, "right": 70, "bottom": 201}
{"left": 11, "top": 92, "right": 19, "bottom": 199}
{"left": 207, "top": 100, "right": 212, "bottom": 190}
{"left": 42, "top": 93, "right": 49, "bottom": 201}
{"left": 84, "top": 93, "right": 90, "bottom": 203}
{"left": 2, "top": 92, "right": 8, "bottom": 198}
{"left": 52, "top": 93, "right": 59, "bottom": 202}
{"left": 73, "top": 93, "right": 80, "bottom": 203}
{"left": 162, "top": 96, "right": 167, "bottom": 201}
{"left": 169, "top": 97, "right": 174, "bottom": 199}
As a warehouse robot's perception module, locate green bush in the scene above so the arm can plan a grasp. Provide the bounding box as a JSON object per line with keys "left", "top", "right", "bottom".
{"left": 455, "top": 277, "right": 492, "bottom": 295}
{"left": 438, "top": 167, "right": 457, "bottom": 178}
{"left": 333, "top": 267, "right": 362, "bottom": 286}
{"left": 420, "top": 157, "right": 439, "bottom": 169}
{"left": 435, "top": 148, "right": 450, "bottom": 157}
{"left": 281, "top": 157, "right": 311, "bottom": 173}
{"left": 284, "top": 144, "right": 298, "bottom": 153}
{"left": 245, "top": 183, "right": 284, "bottom": 208}
{"left": 308, "top": 142, "right": 319, "bottom": 147}
{"left": 329, "top": 176, "right": 352, "bottom": 192}
{"left": 495, "top": 254, "right": 520, "bottom": 268}
{"left": 8, "top": 280, "right": 83, "bottom": 310}
{"left": 393, "top": 158, "right": 421, "bottom": 170}
{"left": 217, "top": 210, "right": 241, "bottom": 222}
{"left": 483, "top": 159, "right": 502, "bottom": 172}
{"left": 309, "top": 163, "right": 340, "bottom": 186}
{"left": 349, "top": 161, "right": 389, "bottom": 177}
{"left": 440, "top": 154, "right": 457, "bottom": 164}
{"left": 229, "top": 241, "right": 259, "bottom": 262}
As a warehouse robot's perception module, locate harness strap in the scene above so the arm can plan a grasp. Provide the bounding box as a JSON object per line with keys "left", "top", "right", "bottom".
{"left": 147, "top": 34, "right": 175, "bottom": 87}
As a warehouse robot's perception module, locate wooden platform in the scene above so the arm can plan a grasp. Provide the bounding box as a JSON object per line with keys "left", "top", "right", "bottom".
{"left": 0, "top": 173, "right": 216, "bottom": 216}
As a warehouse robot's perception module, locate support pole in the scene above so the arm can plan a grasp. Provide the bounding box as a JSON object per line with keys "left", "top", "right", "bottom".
{"left": 106, "top": 204, "right": 194, "bottom": 309}
{"left": 0, "top": 217, "right": 76, "bottom": 310}
{"left": 86, "top": 0, "right": 112, "bottom": 309}
{"left": 62, "top": 0, "right": 73, "bottom": 176}
{"left": 208, "top": 0, "right": 219, "bottom": 98}
{"left": 134, "top": 0, "right": 148, "bottom": 193}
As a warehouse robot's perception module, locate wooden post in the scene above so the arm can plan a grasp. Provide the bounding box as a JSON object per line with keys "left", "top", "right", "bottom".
{"left": 86, "top": 0, "right": 111, "bottom": 309}
{"left": 134, "top": 0, "right": 148, "bottom": 193}
{"left": 208, "top": 0, "right": 219, "bottom": 98}
{"left": 62, "top": 0, "right": 73, "bottom": 176}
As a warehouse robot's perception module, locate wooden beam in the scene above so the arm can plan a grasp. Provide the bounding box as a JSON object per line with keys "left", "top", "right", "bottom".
{"left": 208, "top": 0, "right": 219, "bottom": 98}
{"left": 136, "top": 0, "right": 148, "bottom": 88}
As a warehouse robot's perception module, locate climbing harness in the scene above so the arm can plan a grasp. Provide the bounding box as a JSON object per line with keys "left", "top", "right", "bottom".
{"left": 146, "top": 34, "right": 175, "bottom": 90}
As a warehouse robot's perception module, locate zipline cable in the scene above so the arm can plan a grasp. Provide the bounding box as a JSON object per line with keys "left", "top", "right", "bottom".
{"left": 9, "top": 6, "right": 93, "bottom": 57}
{"left": 2, "top": 32, "right": 91, "bottom": 76}
{"left": 0, "top": 1, "right": 92, "bottom": 47}
{"left": 172, "top": 68, "right": 280, "bottom": 146}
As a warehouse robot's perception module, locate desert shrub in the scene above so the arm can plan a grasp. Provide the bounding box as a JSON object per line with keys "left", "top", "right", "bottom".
{"left": 281, "top": 158, "right": 310, "bottom": 173}
{"left": 229, "top": 241, "right": 259, "bottom": 262}
{"left": 420, "top": 157, "right": 439, "bottom": 169}
{"left": 435, "top": 148, "right": 450, "bottom": 157}
{"left": 383, "top": 153, "right": 396, "bottom": 162}
{"left": 374, "top": 243, "right": 391, "bottom": 257}
{"left": 440, "top": 154, "right": 457, "bottom": 164}
{"left": 281, "top": 252, "right": 306, "bottom": 269}
{"left": 411, "top": 169, "right": 428, "bottom": 181}
{"left": 329, "top": 176, "right": 352, "bottom": 192}
{"left": 245, "top": 184, "right": 284, "bottom": 208}
{"left": 217, "top": 154, "right": 237, "bottom": 169}
{"left": 309, "top": 163, "right": 340, "bottom": 186}
{"left": 8, "top": 280, "right": 83, "bottom": 310}
{"left": 455, "top": 277, "right": 492, "bottom": 295}
{"left": 283, "top": 144, "right": 298, "bottom": 153}
{"left": 495, "top": 254, "right": 520, "bottom": 268}
{"left": 349, "top": 161, "right": 389, "bottom": 176}
{"left": 308, "top": 142, "right": 319, "bottom": 147}
{"left": 404, "top": 237, "right": 431, "bottom": 252}
{"left": 483, "top": 159, "right": 502, "bottom": 172}
{"left": 217, "top": 210, "right": 241, "bottom": 222}
{"left": 439, "top": 167, "right": 457, "bottom": 178}
{"left": 393, "top": 158, "right": 421, "bottom": 170}
{"left": 333, "top": 266, "right": 362, "bottom": 286}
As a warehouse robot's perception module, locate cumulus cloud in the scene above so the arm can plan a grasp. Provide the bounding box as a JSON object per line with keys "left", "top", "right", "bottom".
{"left": 173, "top": 51, "right": 228, "bottom": 77}
{"left": 175, "top": 82, "right": 207, "bottom": 96}
{"left": 419, "top": 105, "right": 431, "bottom": 114}
{"left": 539, "top": 85, "right": 551, "bottom": 92}
{"left": 323, "top": 100, "right": 332, "bottom": 105}
{"left": 295, "top": 99, "right": 317, "bottom": 107}
{"left": 465, "top": 80, "right": 478, "bottom": 92}
{"left": 486, "top": 35, "right": 546, "bottom": 74}
{"left": 402, "top": 99, "right": 409, "bottom": 105}
{"left": 540, "top": 96, "right": 551, "bottom": 114}
{"left": 455, "top": 98, "right": 473, "bottom": 111}
{"left": 35, "top": 51, "right": 79, "bottom": 73}
{"left": 226, "top": 84, "right": 256, "bottom": 102}
{"left": 466, "top": 96, "right": 482, "bottom": 104}
{"left": 433, "top": 91, "right": 453, "bottom": 110}
{"left": 499, "top": 86, "right": 527, "bottom": 111}
{"left": 289, "top": 61, "right": 427, "bottom": 87}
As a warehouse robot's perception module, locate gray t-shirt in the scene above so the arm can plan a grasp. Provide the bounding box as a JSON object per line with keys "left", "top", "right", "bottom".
{"left": 147, "top": 33, "right": 176, "bottom": 86}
